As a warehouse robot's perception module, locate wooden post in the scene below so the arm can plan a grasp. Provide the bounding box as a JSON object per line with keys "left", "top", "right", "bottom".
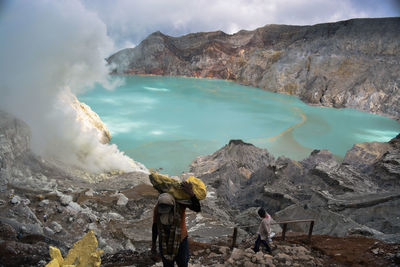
{"left": 281, "top": 223, "right": 287, "bottom": 241}
{"left": 308, "top": 220, "right": 314, "bottom": 242}
{"left": 231, "top": 227, "right": 238, "bottom": 249}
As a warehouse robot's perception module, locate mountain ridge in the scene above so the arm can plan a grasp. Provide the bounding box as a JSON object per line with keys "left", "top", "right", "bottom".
{"left": 108, "top": 17, "right": 400, "bottom": 120}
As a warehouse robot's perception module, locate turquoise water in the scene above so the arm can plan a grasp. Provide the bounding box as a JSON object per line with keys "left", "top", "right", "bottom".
{"left": 78, "top": 76, "right": 400, "bottom": 175}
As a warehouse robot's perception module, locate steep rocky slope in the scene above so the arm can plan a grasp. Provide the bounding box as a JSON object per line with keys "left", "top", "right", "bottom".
{"left": 0, "top": 110, "right": 149, "bottom": 265}
{"left": 108, "top": 18, "right": 400, "bottom": 120}
{"left": 187, "top": 137, "right": 400, "bottom": 242}
{"left": 0, "top": 110, "right": 234, "bottom": 266}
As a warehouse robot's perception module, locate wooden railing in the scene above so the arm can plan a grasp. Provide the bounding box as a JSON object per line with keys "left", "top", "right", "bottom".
{"left": 231, "top": 219, "right": 315, "bottom": 248}
{"left": 272, "top": 219, "right": 315, "bottom": 242}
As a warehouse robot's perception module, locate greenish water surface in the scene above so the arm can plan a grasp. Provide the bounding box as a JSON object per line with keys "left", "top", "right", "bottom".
{"left": 78, "top": 76, "right": 400, "bottom": 175}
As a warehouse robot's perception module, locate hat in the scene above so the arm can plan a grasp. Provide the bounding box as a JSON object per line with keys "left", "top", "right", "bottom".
{"left": 158, "top": 193, "right": 175, "bottom": 206}
{"left": 157, "top": 193, "right": 176, "bottom": 224}
{"left": 157, "top": 193, "right": 176, "bottom": 225}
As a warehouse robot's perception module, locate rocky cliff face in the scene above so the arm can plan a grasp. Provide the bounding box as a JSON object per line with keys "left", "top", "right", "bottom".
{"left": 67, "top": 93, "right": 112, "bottom": 144}
{"left": 108, "top": 18, "right": 400, "bottom": 120}
{"left": 187, "top": 135, "right": 400, "bottom": 242}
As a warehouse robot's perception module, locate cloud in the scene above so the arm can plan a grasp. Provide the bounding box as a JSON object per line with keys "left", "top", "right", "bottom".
{"left": 0, "top": 0, "right": 146, "bottom": 173}
{"left": 82, "top": 0, "right": 400, "bottom": 49}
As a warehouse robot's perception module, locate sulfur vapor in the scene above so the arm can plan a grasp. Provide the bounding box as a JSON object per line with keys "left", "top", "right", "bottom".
{"left": 0, "top": 0, "right": 148, "bottom": 173}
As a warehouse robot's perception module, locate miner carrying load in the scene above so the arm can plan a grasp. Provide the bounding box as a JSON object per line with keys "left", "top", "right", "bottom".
{"left": 150, "top": 172, "right": 206, "bottom": 267}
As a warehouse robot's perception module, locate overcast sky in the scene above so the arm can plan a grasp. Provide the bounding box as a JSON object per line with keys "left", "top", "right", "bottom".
{"left": 80, "top": 0, "right": 400, "bottom": 50}
{"left": 1, "top": 0, "right": 399, "bottom": 51}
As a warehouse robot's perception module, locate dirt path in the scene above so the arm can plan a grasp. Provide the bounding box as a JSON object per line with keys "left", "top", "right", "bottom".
{"left": 286, "top": 234, "right": 400, "bottom": 267}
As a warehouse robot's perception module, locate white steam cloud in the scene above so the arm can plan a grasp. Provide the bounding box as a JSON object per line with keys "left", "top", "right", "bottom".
{"left": 0, "top": 0, "right": 147, "bottom": 173}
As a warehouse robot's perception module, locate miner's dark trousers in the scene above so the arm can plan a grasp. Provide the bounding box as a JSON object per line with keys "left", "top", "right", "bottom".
{"left": 253, "top": 234, "right": 272, "bottom": 253}
{"left": 160, "top": 236, "right": 189, "bottom": 267}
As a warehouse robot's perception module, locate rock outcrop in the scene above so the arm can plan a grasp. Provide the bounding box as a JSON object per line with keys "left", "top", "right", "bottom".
{"left": 188, "top": 140, "right": 275, "bottom": 204}
{"left": 188, "top": 135, "right": 400, "bottom": 242}
{"left": 108, "top": 18, "right": 400, "bottom": 120}
{"left": 60, "top": 90, "right": 112, "bottom": 144}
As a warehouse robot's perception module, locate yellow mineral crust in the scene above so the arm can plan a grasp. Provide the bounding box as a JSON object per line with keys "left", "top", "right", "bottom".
{"left": 45, "top": 230, "right": 103, "bottom": 267}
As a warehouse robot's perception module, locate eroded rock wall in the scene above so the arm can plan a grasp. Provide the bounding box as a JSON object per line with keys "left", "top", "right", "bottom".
{"left": 108, "top": 18, "right": 400, "bottom": 120}
{"left": 187, "top": 135, "right": 400, "bottom": 242}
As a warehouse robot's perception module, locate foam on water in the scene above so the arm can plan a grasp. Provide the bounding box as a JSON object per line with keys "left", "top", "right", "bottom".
{"left": 355, "top": 129, "right": 399, "bottom": 142}
{"left": 102, "top": 117, "right": 147, "bottom": 135}
{"left": 144, "top": 86, "right": 170, "bottom": 92}
{"left": 79, "top": 76, "right": 400, "bottom": 175}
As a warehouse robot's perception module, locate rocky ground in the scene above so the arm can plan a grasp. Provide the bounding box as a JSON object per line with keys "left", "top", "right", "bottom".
{"left": 0, "top": 109, "right": 399, "bottom": 266}
{"left": 101, "top": 235, "right": 400, "bottom": 267}
{"left": 108, "top": 17, "right": 400, "bottom": 120}
{"left": 186, "top": 137, "right": 400, "bottom": 242}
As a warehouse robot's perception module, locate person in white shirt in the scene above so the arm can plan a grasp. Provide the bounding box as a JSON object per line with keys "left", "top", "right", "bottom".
{"left": 253, "top": 207, "right": 272, "bottom": 253}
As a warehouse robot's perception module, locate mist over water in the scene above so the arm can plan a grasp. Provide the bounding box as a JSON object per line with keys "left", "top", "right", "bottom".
{"left": 79, "top": 76, "right": 400, "bottom": 175}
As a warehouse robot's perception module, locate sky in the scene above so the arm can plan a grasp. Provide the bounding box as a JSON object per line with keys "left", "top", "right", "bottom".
{"left": 0, "top": 0, "right": 398, "bottom": 173}
{"left": 1, "top": 0, "right": 399, "bottom": 50}
{"left": 80, "top": 0, "right": 400, "bottom": 50}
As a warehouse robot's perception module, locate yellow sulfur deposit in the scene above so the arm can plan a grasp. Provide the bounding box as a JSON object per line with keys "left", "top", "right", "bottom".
{"left": 149, "top": 172, "right": 206, "bottom": 200}
{"left": 45, "top": 230, "right": 103, "bottom": 267}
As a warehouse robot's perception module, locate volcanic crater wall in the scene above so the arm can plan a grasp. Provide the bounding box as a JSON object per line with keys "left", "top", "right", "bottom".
{"left": 108, "top": 18, "right": 400, "bottom": 120}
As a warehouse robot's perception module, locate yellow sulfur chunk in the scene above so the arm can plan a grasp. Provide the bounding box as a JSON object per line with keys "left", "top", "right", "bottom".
{"left": 149, "top": 172, "right": 206, "bottom": 200}
{"left": 64, "top": 230, "right": 103, "bottom": 266}
{"left": 186, "top": 176, "right": 207, "bottom": 200}
{"left": 48, "top": 246, "right": 64, "bottom": 266}
{"left": 45, "top": 230, "right": 103, "bottom": 267}
{"left": 45, "top": 259, "right": 60, "bottom": 267}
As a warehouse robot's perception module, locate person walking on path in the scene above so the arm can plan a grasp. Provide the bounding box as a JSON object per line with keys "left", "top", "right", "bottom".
{"left": 253, "top": 207, "right": 272, "bottom": 253}
{"left": 151, "top": 181, "right": 201, "bottom": 267}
